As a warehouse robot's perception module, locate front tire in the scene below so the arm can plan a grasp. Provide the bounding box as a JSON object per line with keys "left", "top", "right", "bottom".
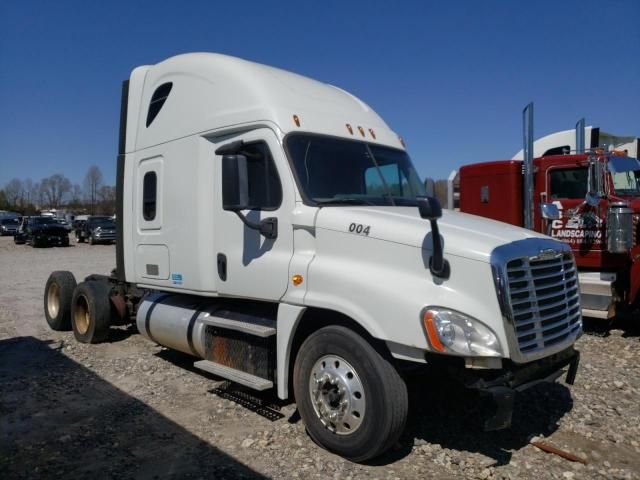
{"left": 293, "top": 325, "right": 408, "bottom": 462}
{"left": 71, "top": 281, "right": 112, "bottom": 343}
{"left": 44, "top": 271, "right": 77, "bottom": 331}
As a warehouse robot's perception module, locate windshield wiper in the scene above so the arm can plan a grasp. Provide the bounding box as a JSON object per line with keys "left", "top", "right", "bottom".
{"left": 316, "top": 198, "right": 376, "bottom": 206}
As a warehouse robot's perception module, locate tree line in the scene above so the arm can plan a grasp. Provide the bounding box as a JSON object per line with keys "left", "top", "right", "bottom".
{"left": 0, "top": 165, "right": 115, "bottom": 215}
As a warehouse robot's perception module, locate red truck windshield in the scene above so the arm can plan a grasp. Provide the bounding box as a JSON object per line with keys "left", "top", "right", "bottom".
{"left": 609, "top": 156, "right": 640, "bottom": 196}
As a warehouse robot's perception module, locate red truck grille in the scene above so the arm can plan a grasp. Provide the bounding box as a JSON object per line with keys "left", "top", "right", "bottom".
{"left": 506, "top": 253, "right": 581, "bottom": 354}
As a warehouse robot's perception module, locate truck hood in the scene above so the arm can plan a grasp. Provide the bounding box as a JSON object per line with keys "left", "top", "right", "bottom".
{"left": 315, "top": 206, "right": 548, "bottom": 263}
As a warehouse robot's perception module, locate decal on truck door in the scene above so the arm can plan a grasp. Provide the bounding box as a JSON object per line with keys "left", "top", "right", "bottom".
{"left": 550, "top": 203, "right": 603, "bottom": 248}
{"left": 547, "top": 166, "right": 603, "bottom": 250}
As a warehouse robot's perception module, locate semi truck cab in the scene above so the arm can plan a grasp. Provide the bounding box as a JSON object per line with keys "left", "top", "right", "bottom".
{"left": 43, "top": 54, "right": 581, "bottom": 461}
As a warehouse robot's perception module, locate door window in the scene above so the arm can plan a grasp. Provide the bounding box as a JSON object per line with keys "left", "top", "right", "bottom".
{"left": 549, "top": 168, "right": 588, "bottom": 199}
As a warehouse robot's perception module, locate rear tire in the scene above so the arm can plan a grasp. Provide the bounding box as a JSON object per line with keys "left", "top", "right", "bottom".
{"left": 293, "top": 325, "right": 408, "bottom": 462}
{"left": 44, "top": 271, "right": 77, "bottom": 331}
{"left": 71, "top": 281, "right": 112, "bottom": 343}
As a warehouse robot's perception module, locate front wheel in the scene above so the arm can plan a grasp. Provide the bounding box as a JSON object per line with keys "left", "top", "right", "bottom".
{"left": 293, "top": 325, "right": 408, "bottom": 462}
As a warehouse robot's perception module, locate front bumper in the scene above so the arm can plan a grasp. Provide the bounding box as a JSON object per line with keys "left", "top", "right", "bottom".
{"left": 462, "top": 347, "right": 580, "bottom": 430}
{"left": 92, "top": 232, "right": 116, "bottom": 242}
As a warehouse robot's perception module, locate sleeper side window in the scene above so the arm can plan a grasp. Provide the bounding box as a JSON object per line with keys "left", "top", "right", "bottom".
{"left": 549, "top": 168, "right": 588, "bottom": 199}
{"left": 143, "top": 172, "right": 157, "bottom": 220}
{"left": 146, "top": 82, "right": 173, "bottom": 127}
{"left": 242, "top": 143, "right": 283, "bottom": 210}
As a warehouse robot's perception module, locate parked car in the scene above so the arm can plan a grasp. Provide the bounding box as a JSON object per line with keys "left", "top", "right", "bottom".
{"left": 57, "top": 219, "right": 73, "bottom": 231}
{"left": 0, "top": 217, "right": 20, "bottom": 236}
{"left": 14, "top": 216, "right": 69, "bottom": 247}
{"left": 74, "top": 216, "right": 116, "bottom": 244}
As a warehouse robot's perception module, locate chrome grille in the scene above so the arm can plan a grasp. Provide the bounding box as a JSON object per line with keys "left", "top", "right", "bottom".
{"left": 506, "top": 252, "right": 581, "bottom": 354}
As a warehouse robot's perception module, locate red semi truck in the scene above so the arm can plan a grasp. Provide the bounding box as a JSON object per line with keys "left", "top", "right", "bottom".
{"left": 458, "top": 106, "right": 640, "bottom": 320}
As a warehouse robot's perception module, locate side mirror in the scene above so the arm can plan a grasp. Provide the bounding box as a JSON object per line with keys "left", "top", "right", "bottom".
{"left": 416, "top": 196, "right": 449, "bottom": 278}
{"left": 222, "top": 155, "right": 250, "bottom": 211}
{"left": 540, "top": 203, "right": 560, "bottom": 220}
{"left": 417, "top": 196, "right": 442, "bottom": 221}
{"left": 220, "top": 153, "right": 278, "bottom": 240}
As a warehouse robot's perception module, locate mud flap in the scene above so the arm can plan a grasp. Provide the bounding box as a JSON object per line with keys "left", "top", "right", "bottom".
{"left": 565, "top": 350, "right": 580, "bottom": 385}
{"left": 482, "top": 386, "right": 515, "bottom": 431}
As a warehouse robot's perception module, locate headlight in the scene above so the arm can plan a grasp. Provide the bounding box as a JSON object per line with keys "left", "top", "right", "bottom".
{"left": 422, "top": 308, "right": 502, "bottom": 357}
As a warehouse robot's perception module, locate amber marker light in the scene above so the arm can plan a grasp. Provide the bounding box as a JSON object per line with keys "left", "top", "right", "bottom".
{"left": 398, "top": 136, "right": 406, "bottom": 147}
{"left": 293, "top": 114, "right": 301, "bottom": 127}
{"left": 292, "top": 274, "right": 303, "bottom": 286}
{"left": 368, "top": 128, "right": 376, "bottom": 139}
{"left": 346, "top": 124, "right": 353, "bottom": 135}
{"left": 357, "top": 126, "right": 365, "bottom": 137}
{"left": 423, "top": 310, "right": 446, "bottom": 353}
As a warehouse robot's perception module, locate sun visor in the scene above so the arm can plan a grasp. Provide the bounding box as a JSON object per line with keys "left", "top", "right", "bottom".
{"left": 608, "top": 156, "right": 640, "bottom": 173}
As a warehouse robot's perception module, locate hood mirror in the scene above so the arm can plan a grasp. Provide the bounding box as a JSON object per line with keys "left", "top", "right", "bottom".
{"left": 417, "top": 196, "right": 449, "bottom": 279}
{"left": 417, "top": 196, "right": 442, "bottom": 221}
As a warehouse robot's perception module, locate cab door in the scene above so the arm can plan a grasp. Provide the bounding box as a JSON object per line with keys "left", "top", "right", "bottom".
{"left": 212, "top": 128, "right": 294, "bottom": 301}
{"left": 546, "top": 165, "right": 604, "bottom": 254}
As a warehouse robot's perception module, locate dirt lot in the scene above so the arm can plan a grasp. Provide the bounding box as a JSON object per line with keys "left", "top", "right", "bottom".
{"left": 0, "top": 236, "right": 639, "bottom": 479}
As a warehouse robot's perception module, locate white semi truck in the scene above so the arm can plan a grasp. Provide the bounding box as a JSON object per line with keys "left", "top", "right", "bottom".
{"left": 43, "top": 53, "right": 581, "bottom": 461}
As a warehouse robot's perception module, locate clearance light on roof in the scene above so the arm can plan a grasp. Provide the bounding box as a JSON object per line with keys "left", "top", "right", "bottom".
{"left": 368, "top": 128, "right": 376, "bottom": 139}
{"left": 346, "top": 124, "right": 353, "bottom": 135}
{"left": 399, "top": 136, "right": 406, "bottom": 147}
{"left": 293, "top": 114, "right": 301, "bottom": 127}
{"left": 612, "top": 150, "right": 628, "bottom": 157}
{"left": 357, "top": 126, "right": 365, "bottom": 137}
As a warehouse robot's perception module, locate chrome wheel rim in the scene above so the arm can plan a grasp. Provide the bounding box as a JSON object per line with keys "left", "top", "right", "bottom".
{"left": 47, "top": 283, "right": 60, "bottom": 318}
{"left": 74, "top": 295, "right": 90, "bottom": 334}
{"left": 309, "top": 355, "right": 365, "bottom": 435}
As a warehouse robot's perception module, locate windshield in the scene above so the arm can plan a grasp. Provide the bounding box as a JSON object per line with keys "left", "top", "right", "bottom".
{"left": 608, "top": 157, "right": 640, "bottom": 196}
{"left": 1, "top": 218, "right": 19, "bottom": 225}
{"left": 286, "top": 134, "right": 426, "bottom": 206}
{"left": 611, "top": 170, "right": 640, "bottom": 196}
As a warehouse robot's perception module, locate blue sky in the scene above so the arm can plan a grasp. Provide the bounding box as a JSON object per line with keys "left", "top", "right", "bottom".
{"left": 1, "top": 0, "right": 638, "bottom": 188}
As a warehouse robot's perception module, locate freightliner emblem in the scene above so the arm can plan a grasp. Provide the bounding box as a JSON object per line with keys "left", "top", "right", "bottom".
{"left": 534, "top": 248, "right": 561, "bottom": 261}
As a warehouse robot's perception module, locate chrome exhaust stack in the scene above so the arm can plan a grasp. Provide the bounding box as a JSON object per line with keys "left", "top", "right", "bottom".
{"left": 523, "top": 103, "right": 534, "bottom": 230}
{"left": 576, "top": 118, "right": 585, "bottom": 154}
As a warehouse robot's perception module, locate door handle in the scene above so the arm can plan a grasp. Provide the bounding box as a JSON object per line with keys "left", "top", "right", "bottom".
{"left": 217, "top": 253, "right": 227, "bottom": 281}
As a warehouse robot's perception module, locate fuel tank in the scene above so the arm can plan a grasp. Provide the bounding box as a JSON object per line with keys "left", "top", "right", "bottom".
{"left": 136, "top": 292, "right": 217, "bottom": 358}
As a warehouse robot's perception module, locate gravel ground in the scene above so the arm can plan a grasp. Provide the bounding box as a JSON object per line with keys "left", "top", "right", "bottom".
{"left": 0, "top": 235, "right": 638, "bottom": 479}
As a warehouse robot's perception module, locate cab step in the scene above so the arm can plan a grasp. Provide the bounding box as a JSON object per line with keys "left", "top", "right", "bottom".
{"left": 194, "top": 360, "right": 273, "bottom": 390}
{"left": 201, "top": 311, "right": 276, "bottom": 337}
